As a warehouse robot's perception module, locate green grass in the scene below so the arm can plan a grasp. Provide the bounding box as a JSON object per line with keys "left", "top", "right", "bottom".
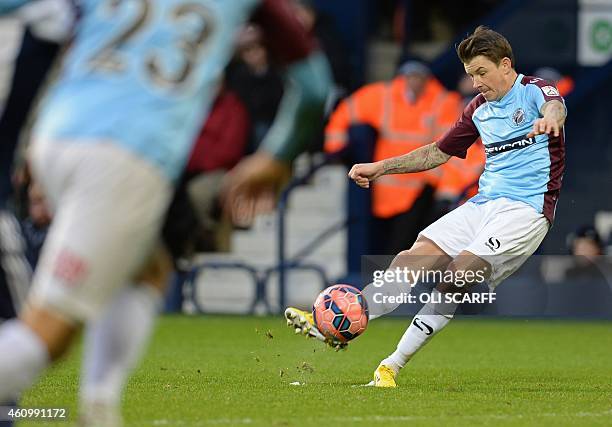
{"left": 18, "top": 316, "right": 612, "bottom": 427}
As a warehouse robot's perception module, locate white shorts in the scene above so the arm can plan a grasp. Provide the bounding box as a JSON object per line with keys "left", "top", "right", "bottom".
{"left": 419, "top": 197, "right": 549, "bottom": 289}
{"left": 28, "top": 138, "right": 172, "bottom": 322}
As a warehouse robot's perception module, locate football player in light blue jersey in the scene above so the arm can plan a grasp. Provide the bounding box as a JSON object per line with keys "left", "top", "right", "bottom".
{"left": 465, "top": 72, "right": 565, "bottom": 217}
{"left": 286, "top": 26, "right": 567, "bottom": 388}
{"left": 0, "top": 1, "right": 332, "bottom": 425}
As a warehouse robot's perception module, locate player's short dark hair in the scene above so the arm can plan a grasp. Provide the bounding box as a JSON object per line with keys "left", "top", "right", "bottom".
{"left": 456, "top": 26, "right": 515, "bottom": 67}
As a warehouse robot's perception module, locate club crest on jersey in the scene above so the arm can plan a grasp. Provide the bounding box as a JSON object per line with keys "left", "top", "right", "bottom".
{"left": 512, "top": 108, "right": 525, "bottom": 126}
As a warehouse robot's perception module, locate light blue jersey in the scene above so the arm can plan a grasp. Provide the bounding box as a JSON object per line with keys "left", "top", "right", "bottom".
{"left": 437, "top": 74, "right": 566, "bottom": 223}
{"left": 30, "top": 0, "right": 259, "bottom": 181}
{"left": 1, "top": 0, "right": 331, "bottom": 181}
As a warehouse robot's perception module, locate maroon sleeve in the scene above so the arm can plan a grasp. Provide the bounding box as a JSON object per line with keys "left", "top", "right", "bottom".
{"left": 521, "top": 75, "right": 564, "bottom": 102}
{"left": 436, "top": 94, "right": 486, "bottom": 159}
{"left": 252, "top": 0, "right": 317, "bottom": 63}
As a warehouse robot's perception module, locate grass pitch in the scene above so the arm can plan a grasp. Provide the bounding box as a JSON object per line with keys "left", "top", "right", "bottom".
{"left": 18, "top": 315, "right": 612, "bottom": 427}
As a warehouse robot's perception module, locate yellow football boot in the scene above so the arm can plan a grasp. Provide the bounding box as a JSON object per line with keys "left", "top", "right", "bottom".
{"left": 372, "top": 365, "right": 397, "bottom": 387}
{"left": 284, "top": 307, "right": 347, "bottom": 349}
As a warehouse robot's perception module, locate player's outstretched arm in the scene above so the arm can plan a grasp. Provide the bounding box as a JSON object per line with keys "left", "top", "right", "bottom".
{"left": 221, "top": 51, "right": 332, "bottom": 225}
{"left": 527, "top": 99, "right": 567, "bottom": 138}
{"left": 348, "top": 142, "right": 450, "bottom": 188}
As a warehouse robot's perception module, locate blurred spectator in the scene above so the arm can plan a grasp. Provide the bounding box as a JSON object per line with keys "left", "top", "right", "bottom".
{"left": 226, "top": 24, "right": 284, "bottom": 152}
{"left": 534, "top": 67, "right": 574, "bottom": 97}
{"left": 567, "top": 225, "right": 604, "bottom": 265}
{"left": 325, "top": 60, "right": 483, "bottom": 254}
{"left": 163, "top": 85, "right": 259, "bottom": 313}
{"left": 182, "top": 85, "right": 250, "bottom": 252}
{"left": 564, "top": 225, "right": 611, "bottom": 297}
{"left": 291, "top": 0, "right": 354, "bottom": 94}
{"left": 543, "top": 225, "right": 612, "bottom": 316}
{"left": 162, "top": 85, "right": 250, "bottom": 312}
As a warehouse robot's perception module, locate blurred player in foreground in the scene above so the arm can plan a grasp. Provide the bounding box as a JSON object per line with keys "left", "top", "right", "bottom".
{"left": 286, "top": 26, "right": 566, "bottom": 387}
{"left": 0, "top": 0, "right": 331, "bottom": 425}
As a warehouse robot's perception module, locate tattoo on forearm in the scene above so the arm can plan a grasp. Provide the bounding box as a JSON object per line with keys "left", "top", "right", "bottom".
{"left": 542, "top": 100, "right": 566, "bottom": 125}
{"left": 382, "top": 143, "right": 450, "bottom": 175}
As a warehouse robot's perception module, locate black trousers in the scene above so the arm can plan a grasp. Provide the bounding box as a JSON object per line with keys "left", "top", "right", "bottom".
{"left": 370, "top": 184, "right": 438, "bottom": 255}
{"left": 0, "top": 269, "right": 17, "bottom": 320}
{"left": 0, "top": 28, "right": 60, "bottom": 319}
{"left": 0, "top": 28, "right": 61, "bottom": 205}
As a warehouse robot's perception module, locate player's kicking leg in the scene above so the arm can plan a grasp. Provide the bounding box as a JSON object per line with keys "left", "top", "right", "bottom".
{"left": 372, "top": 198, "right": 549, "bottom": 387}
{"left": 284, "top": 306, "right": 347, "bottom": 349}
{"left": 285, "top": 236, "right": 452, "bottom": 352}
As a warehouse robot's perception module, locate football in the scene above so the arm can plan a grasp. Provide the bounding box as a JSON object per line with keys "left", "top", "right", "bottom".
{"left": 312, "top": 284, "right": 369, "bottom": 343}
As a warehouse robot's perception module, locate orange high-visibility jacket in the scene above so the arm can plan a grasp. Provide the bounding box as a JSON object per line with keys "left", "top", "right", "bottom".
{"left": 556, "top": 76, "right": 574, "bottom": 97}
{"left": 437, "top": 139, "right": 485, "bottom": 201}
{"left": 325, "top": 76, "right": 463, "bottom": 218}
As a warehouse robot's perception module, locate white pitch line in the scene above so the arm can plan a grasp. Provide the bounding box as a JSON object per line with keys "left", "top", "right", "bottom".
{"left": 148, "top": 409, "right": 612, "bottom": 426}
{"left": 151, "top": 418, "right": 254, "bottom": 426}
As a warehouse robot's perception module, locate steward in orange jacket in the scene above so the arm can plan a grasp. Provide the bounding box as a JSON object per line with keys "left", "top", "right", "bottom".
{"left": 325, "top": 61, "right": 462, "bottom": 219}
